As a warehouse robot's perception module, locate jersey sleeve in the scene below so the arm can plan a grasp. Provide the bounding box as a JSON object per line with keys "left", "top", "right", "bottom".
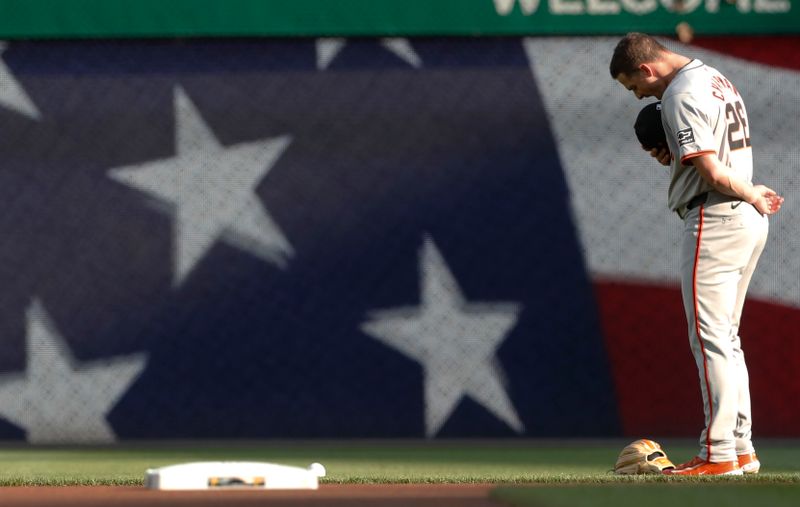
{"left": 661, "top": 93, "right": 717, "bottom": 165}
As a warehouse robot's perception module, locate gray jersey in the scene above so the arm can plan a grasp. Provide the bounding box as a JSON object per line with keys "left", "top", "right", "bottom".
{"left": 661, "top": 60, "right": 754, "bottom": 211}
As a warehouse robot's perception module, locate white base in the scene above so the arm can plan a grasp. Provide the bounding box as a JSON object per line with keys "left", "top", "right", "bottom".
{"left": 145, "top": 461, "right": 326, "bottom": 490}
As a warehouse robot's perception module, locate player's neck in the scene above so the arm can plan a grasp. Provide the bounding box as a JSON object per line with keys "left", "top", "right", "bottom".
{"left": 661, "top": 53, "right": 694, "bottom": 86}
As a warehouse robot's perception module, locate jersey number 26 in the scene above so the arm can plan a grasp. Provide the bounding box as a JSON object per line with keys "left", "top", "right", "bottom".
{"left": 726, "top": 101, "right": 751, "bottom": 150}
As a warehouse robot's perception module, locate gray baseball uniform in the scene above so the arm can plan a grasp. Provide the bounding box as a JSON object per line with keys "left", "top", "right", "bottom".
{"left": 661, "top": 59, "right": 769, "bottom": 463}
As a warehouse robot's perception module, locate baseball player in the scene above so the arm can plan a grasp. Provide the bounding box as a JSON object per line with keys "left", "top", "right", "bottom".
{"left": 609, "top": 33, "right": 784, "bottom": 476}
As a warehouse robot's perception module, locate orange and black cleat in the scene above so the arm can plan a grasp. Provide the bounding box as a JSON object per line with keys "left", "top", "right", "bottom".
{"left": 662, "top": 456, "right": 743, "bottom": 476}
{"left": 737, "top": 452, "right": 760, "bottom": 474}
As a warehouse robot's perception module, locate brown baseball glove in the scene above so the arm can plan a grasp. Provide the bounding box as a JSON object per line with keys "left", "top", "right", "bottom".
{"left": 614, "top": 439, "right": 675, "bottom": 475}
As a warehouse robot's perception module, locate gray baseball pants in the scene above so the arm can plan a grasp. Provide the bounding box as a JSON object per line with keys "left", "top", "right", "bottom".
{"left": 680, "top": 190, "right": 769, "bottom": 463}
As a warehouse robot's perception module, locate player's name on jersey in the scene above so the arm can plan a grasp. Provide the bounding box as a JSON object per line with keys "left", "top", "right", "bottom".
{"left": 494, "top": 0, "right": 790, "bottom": 16}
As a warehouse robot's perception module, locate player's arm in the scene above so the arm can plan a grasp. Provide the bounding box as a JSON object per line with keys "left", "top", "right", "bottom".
{"left": 687, "top": 154, "right": 784, "bottom": 215}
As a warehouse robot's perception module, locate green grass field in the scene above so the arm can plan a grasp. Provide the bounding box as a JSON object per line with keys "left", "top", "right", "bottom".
{"left": 492, "top": 483, "right": 800, "bottom": 507}
{"left": 1, "top": 439, "right": 799, "bottom": 505}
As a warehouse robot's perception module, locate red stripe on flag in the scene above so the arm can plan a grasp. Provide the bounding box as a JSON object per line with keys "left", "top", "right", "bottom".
{"left": 690, "top": 36, "right": 800, "bottom": 72}
{"left": 595, "top": 278, "right": 800, "bottom": 438}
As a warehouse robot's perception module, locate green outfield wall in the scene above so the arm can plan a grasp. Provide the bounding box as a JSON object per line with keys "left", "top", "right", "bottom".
{"left": 0, "top": 0, "right": 796, "bottom": 38}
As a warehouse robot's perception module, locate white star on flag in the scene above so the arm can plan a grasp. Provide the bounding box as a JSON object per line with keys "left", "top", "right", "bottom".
{"left": 0, "top": 300, "right": 147, "bottom": 443}
{"left": 108, "top": 86, "right": 294, "bottom": 286}
{"left": 316, "top": 38, "right": 423, "bottom": 70}
{"left": 362, "top": 234, "right": 524, "bottom": 437}
{"left": 0, "top": 41, "right": 41, "bottom": 119}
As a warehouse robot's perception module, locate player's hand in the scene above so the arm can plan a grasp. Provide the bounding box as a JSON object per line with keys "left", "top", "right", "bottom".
{"left": 645, "top": 145, "right": 671, "bottom": 166}
{"left": 752, "top": 185, "right": 784, "bottom": 215}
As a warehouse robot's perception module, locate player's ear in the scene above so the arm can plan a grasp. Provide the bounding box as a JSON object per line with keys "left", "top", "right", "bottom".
{"left": 638, "top": 63, "right": 656, "bottom": 77}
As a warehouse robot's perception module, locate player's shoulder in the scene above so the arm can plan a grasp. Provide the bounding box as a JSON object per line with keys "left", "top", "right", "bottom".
{"left": 661, "top": 87, "right": 694, "bottom": 110}
{"left": 669, "top": 59, "right": 710, "bottom": 91}
{"left": 662, "top": 60, "right": 713, "bottom": 103}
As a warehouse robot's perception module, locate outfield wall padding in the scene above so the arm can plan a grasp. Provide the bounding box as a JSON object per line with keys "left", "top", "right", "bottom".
{"left": 0, "top": 35, "right": 797, "bottom": 443}
{"left": 0, "top": 0, "right": 797, "bottom": 38}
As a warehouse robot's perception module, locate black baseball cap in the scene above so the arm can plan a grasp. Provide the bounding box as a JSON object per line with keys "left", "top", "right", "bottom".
{"left": 634, "top": 101, "right": 667, "bottom": 150}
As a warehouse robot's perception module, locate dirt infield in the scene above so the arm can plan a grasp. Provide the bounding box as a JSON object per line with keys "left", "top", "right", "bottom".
{"left": 0, "top": 484, "right": 504, "bottom": 507}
